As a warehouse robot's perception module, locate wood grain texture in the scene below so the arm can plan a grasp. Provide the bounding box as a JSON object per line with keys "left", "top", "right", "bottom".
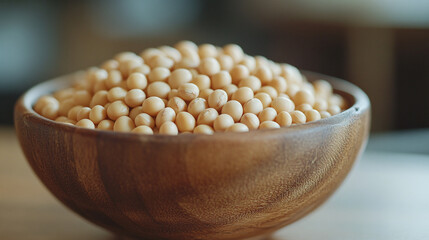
{"left": 14, "top": 71, "right": 370, "bottom": 240}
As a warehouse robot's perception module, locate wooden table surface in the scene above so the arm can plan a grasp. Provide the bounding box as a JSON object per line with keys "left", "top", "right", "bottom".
{"left": 1, "top": 127, "right": 429, "bottom": 240}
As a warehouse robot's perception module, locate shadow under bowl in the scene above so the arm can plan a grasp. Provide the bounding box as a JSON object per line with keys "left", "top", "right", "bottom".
{"left": 14, "top": 71, "right": 370, "bottom": 240}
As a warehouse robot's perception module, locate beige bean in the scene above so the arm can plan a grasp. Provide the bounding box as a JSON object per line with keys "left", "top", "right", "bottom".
{"left": 225, "top": 123, "right": 249, "bottom": 132}
{"left": 231, "top": 87, "right": 253, "bottom": 105}
{"left": 97, "top": 119, "right": 114, "bottom": 130}
{"left": 193, "top": 124, "right": 214, "bottom": 135}
{"left": 243, "top": 98, "right": 263, "bottom": 115}
{"left": 148, "top": 67, "right": 170, "bottom": 83}
{"left": 175, "top": 112, "right": 196, "bottom": 132}
{"left": 198, "top": 44, "right": 218, "bottom": 58}
{"left": 168, "top": 68, "right": 193, "bottom": 89}
{"left": 191, "top": 74, "right": 211, "bottom": 90}
{"left": 230, "top": 65, "right": 249, "bottom": 84}
{"left": 167, "top": 97, "right": 187, "bottom": 113}
{"left": 217, "top": 54, "right": 234, "bottom": 71}
{"left": 199, "top": 57, "right": 220, "bottom": 76}
{"left": 135, "top": 113, "right": 155, "bottom": 128}
{"left": 223, "top": 44, "right": 244, "bottom": 63}
{"left": 276, "top": 111, "right": 292, "bottom": 127}
{"left": 132, "top": 125, "right": 154, "bottom": 135}
{"left": 259, "top": 121, "right": 280, "bottom": 129}
{"left": 107, "top": 87, "right": 127, "bottom": 102}
{"left": 213, "top": 114, "right": 234, "bottom": 132}
{"left": 159, "top": 121, "right": 178, "bottom": 135}
{"left": 254, "top": 92, "right": 272, "bottom": 108}
{"left": 290, "top": 110, "right": 306, "bottom": 124}
{"left": 258, "top": 86, "right": 278, "bottom": 99}
{"left": 89, "top": 105, "right": 107, "bottom": 124}
{"left": 178, "top": 83, "right": 199, "bottom": 101}
{"left": 76, "top": 119, "right": 95, "bottom": 129}
{"left": 90, "top": 90, "right": 109, "bottom": 108}
{"left": 187, "top": 98, "right": 208, "bottom": 118}
{"left": 125, "top": 89, "right": 146, "bottom": 107}
{"left": 221, "top": 100, "right": 243, "bottom": 122}
{"left": 293, "top": 90, "right": 315, "bottom": 106}
{"left": 198, "top": 89, "right": 214, "bottom": 100}
{"left": 255, "top": 66, "right": 273, "bottom": 84}
{"left": 127, "top": 73, "right": 148, "bottom": 90}
{"left": 258, "top": 107, "right": 277, "bottom": 122}
{"left": 208, "top": 89, "right": 228, "bottom": 111}
{"left": 67, "top": 105, "right": 83, "bottom": 121}
{"left": 76, "top": 107, "right": 91, "bottom": 121}
{"left": 320, "top": 111, "right": 332, "bottom": 119}
{"left": 197, "top": 108, "right": 218, "bottom": 126}
{"left": 271, "top": 97, "right": 295, "bottom": 113}
{"left": 142, "top": 97, "right": 165, "bottom": 117}
{"left": 155, "top": 107, "right": 176, "bottom": 128}
{"left": 305, "top": 109, "right": 321, "bottom": 122}
{"left": 113, "top": 116, "right": 135, "bottom": 132}
{"left": 240, "top": 113, "right": 260, "bottom": 130}
{"left": 238, "top": 76, "right": 261, "bottom": 91}
{"left": 129, "top": 106, "right": 143, "bottom": 121}
{"left": 296, "top": 103, "right": 313, "bottom": 112}
{"left": 107, "top": 100, "right": 129, "bottom": 120}
{"left": 147, "top": 81, "right": 171, "bottom": 99}
{"left": 211, "top": 71, "right": 232, "bottom": 89}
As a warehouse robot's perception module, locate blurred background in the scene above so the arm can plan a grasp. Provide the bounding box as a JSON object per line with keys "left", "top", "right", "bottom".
{"left": 1, "top": 2, "right": 429, "bottom": 238}
{"left": 1, "top": 0, "right": 429, "bottom": 132}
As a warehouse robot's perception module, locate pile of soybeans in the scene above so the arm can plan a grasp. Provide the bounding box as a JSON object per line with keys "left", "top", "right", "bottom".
{"left": 34, "top": 41, "right": 347, "bottom": 135}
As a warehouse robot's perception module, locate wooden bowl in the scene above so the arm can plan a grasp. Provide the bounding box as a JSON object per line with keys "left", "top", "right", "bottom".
{"left": 14, "top": 71, "right": 370, "bottom": 240}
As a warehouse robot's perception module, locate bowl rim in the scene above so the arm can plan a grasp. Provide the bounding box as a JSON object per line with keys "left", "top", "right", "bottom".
{"left": 16, "top": 70, "right": 370, "bottom": 141}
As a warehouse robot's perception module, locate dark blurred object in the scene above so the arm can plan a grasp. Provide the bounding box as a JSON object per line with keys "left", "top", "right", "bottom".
{"left": 395, "top": 29, "right": 429, "bottom": 129}
{"left": 1, "top": 0, "right": 428, "bottom": 132}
